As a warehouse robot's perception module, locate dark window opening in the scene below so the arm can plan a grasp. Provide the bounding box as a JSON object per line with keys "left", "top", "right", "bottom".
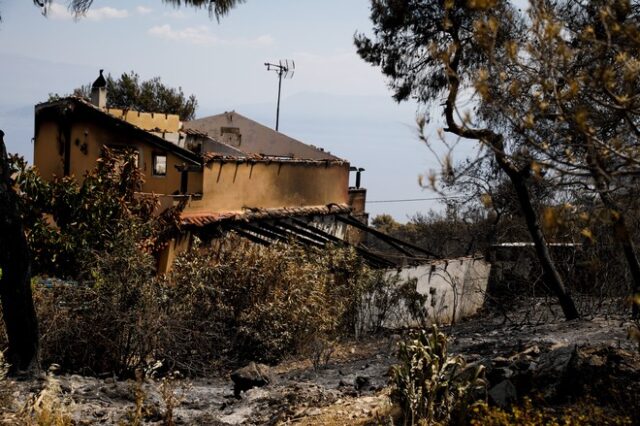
{"left": 180, "top": 170, "right": 188, "bottom": 194}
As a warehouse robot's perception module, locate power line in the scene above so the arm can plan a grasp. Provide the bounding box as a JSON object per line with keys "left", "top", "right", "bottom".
{"left": 367, "top": 196, "right": 466, "bottom": 204}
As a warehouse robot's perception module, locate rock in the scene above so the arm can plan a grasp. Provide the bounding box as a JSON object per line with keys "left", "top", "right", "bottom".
{"left": 451, "top": 362, "right": 485, "bottom": 390}
{"left": 354, "top": 375, "right": 371, "bottom": 391}
{"left": 230, "top": 362, "right": 273, "bottom": 397}
{"left": 534, "top": 345, "right": 576, "bottom": 393}
{"left": 487, "top": 367, "right": 514, "bottom": 385}
{"left": 555, "top": 346, "right": 640, "bottom": 407}
{"left": 488, "top": 379, "right": 517, "bottom": 408}
{"left": 306, "top": 407, "right": 322, "bottom": 416}
{"left": 513, "top": 357, "right": 534, "bottom": 371}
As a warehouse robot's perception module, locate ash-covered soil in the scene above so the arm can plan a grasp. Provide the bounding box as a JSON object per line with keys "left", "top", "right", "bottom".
{"left": 2, "top": 304, "right": 639, "bottom": 425}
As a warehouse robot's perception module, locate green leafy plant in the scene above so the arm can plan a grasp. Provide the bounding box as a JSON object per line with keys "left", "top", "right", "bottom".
{"left": 9, "top": 148, "right": 180, "bottom": 280}
{"left": 390, "top": 326, "right": 486, "bottom": 426}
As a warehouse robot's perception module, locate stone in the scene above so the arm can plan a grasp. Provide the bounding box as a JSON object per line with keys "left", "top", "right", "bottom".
{"left": 487, "top": 367, "right": 514, "bottom": 385}
{"left": 488, "top": 379, "right": 517, "bottom": 408}
{"left": 230, "top": 362, "right": 273, "bottom": 397}
{"left": 534, "top": 345, "right": 576, "bottom": 391}
{"left": 354, "top": 375, "right": 371, "bottom": 391}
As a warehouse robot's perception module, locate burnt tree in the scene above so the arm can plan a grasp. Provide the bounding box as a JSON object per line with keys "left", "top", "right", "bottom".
{"left": 356, "top": 1, "right": 579, "bottom": 319}
{"left": 0, "top": 130, "right": 39, "bottom": 373}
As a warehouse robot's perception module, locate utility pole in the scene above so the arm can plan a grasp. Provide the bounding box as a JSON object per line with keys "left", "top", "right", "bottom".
{"left": 264, "top": 60, "right": 295, "bottom": 131}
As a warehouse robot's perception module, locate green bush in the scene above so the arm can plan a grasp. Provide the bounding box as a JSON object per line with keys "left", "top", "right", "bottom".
{"left": 5, "top": 150, "right": 379, "bottom": 375}
{"left": 9, "top": 148, "right": 177, "bottom": 280}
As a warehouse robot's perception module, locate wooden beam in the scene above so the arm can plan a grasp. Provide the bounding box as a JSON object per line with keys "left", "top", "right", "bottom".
{"left": 336, "top": 215, "right": 438, "bottom": 258}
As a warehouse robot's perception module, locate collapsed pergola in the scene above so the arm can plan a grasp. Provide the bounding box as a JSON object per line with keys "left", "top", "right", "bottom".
{"left": 181, "top": 205, "right": 438, "bottom": 269}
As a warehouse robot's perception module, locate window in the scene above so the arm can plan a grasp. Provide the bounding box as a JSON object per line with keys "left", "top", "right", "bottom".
{"left": 153, "top": 153, "right": 167, "bottom": 176}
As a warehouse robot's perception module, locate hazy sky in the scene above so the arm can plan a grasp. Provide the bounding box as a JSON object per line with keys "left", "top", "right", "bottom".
{"left": 0, "top": 0, "right": 469, "bottom": 220}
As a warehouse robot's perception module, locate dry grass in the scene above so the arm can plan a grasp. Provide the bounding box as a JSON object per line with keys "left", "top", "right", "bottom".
{"left": 18, "top": 367, "right": 74, "bottom": 426}
{"left": 285, "top": 392, "right": 395, "bottom": 426}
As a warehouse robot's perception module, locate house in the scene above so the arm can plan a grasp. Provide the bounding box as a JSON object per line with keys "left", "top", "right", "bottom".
{"left": 32, "top": 72, "right": 493, "bottom": 325}
{"left": 33, "top": 71, "right": 372, "bottom": 271}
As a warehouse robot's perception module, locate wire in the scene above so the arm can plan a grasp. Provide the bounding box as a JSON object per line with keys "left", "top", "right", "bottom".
{"left": 367, "top": 196, "right": 466, "bottom": 204}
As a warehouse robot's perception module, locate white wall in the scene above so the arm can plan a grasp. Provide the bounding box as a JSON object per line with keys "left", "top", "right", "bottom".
{"left": 359, "top": 257, "right": 491, "bottom": 330}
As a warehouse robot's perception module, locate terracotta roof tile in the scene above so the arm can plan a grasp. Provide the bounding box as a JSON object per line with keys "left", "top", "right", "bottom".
{"left": 181, "top": 203, "right": 351, "bottom": 226}
{"left": 201, "top": 151, "right": 347, "bottom": 165}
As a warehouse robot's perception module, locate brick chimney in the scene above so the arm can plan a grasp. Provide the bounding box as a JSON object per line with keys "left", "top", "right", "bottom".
{"left": 90, "top": 69, "right": 107, "bottom": 109}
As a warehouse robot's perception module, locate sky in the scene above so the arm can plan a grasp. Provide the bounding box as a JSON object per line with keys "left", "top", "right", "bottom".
{"left": 0, "top": 0, "right": 466, "bottom": 221}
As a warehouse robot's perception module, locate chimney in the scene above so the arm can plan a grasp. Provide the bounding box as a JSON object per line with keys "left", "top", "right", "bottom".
{"left": 90, "top": 69, "right": 107, "bottom": 109}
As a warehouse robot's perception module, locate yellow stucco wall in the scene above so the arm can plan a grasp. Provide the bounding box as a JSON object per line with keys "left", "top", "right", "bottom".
{"left": 33, "top": 121, "right": 65, "bottom": 180}
{"left": 185, "top": 160, "right": 350, "bottom": 214}
{"left": 34, "top": 118, "right": 202, "bottom": 196}
{"left": 106, "top": 109, "right": 180, "bottom": 133}
{"left": 34, "top": 108, "right": 349, "bottom": 217}
{"left": 157, "top": 232, "right": 191, "bottom": 274}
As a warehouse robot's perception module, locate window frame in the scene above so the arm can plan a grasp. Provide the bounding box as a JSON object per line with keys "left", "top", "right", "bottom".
{"left": 152, "top": 152, "right": 168, "bottom": 177}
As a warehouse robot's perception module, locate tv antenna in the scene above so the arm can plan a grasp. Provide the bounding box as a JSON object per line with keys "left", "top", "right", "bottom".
{"left": 264, "top": 59, "right": 295, "bottom": 131}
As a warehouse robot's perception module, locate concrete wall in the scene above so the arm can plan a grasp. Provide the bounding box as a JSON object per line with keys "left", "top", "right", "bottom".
{"left": 359, "top": 257, "right": 491, "bottom": 330}
{"left": 185, "top": 160, "right": 350, "bottom": 214}
{"left": 34, "top": 118, "right": 202, "bottom": 196}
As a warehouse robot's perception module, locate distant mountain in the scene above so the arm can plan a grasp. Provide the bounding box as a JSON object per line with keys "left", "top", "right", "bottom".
{"left": 0, "top": 52, "right": 95, "bottom": 107}
{"left": 0, "top": 53, "right": 97, "bottom": 158}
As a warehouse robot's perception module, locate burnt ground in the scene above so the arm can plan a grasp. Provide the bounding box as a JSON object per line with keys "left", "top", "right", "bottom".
{"left": 1, "top": 299, "right": 639, "bottom": 425}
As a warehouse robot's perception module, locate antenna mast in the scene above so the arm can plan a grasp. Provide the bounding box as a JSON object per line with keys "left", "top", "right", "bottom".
{"left": 264, "top": 59, "right": 295, "bottom": 131}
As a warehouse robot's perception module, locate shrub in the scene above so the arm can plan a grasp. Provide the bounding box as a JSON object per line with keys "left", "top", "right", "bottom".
{"left": 4, "top": 149, "right": 381, "bottom": 376}
{"left": 390, "top": 326, "right": 486, "bottom": 426}
{"left": 35, "top": 243, "right": 160, "bottom": 375}
{"left": 28, "top": 238, "right": 375, "bottom": 376}
{"left": 468, "top": 397, "right": 633, "bottom": 426}
{"left": 358, "top": 272, "right": 432, "bottom": 332}
{"left": 0, "top": 352, "right": 14, "bottom": 413}
{"left": 9, "top": 149, "right": 178, "bottom": 280}
{"left": 163, "top": 239, "right": 373, "bottom": 367}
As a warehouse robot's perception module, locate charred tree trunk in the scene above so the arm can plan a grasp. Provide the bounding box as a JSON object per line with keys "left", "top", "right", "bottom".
{"left": 587, "top": 150, "right": 640, "bottom": 319}
{"left": 0, "top": 130, "right": 39, "bottom": 373}
{"left": 500, "top": 162, "right": 580, "bottom": 320}
{"left": 443, "top": 36, "right": 579, "bottom": 320}
{"left": 606, "top": 209, "right": 640, "bottom": 319}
